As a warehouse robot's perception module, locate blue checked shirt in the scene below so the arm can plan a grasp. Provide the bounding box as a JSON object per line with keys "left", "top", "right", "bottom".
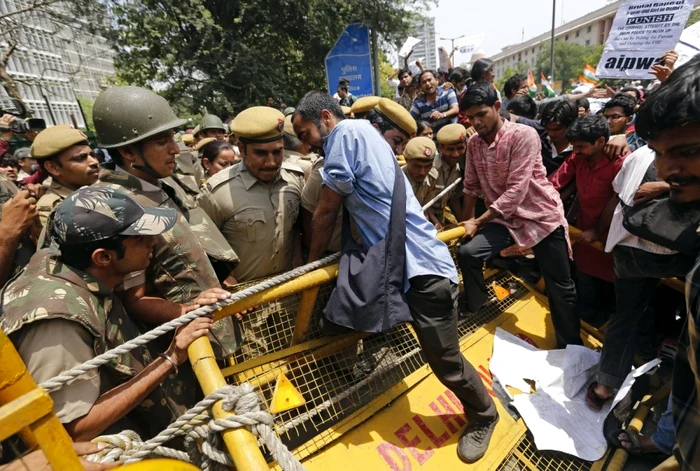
{"left": 409, "top": 88, "right": 458, "bottom": 124}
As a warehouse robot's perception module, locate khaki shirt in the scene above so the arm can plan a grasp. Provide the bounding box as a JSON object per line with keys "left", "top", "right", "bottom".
{"left": 284, "top": 150, "right": 315, "bottom": 181}
{"left": 37, "top": 179, "right": 73, "bottom": 227}
{"left": 198, "top": 161, "right": 304, "bottom": 282}
{"left": 301, "top": 158, "right": 342, "bottom": 253}
{"left": 14, "top": 318, "right": 100, "bottom": 423}
{"left": 403, "top": 165, "right": 439, "bottom": 208}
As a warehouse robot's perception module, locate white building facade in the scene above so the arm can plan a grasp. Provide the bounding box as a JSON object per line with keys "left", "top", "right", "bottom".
{"left": 0, "top": 0, "right": 114, "bottom": 127}
{"left": 411, "top": 17, "right": 438, "bottom": 71}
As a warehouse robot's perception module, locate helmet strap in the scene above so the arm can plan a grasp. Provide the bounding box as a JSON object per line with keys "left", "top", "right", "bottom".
{"left": 131, "top": 147, "right": 162, "bottom": 181}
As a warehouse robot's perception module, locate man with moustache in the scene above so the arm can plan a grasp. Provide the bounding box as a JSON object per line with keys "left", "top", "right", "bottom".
{"left": 31, "top": 126, "right": 100, "bottom": 227}
{"left": 410, "top": 70, "right": 459, "bottom": 134}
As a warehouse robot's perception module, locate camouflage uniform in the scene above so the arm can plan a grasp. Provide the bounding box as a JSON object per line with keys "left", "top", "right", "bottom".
{"left": 1, "top": 250, "right": 197, "bottom": 439}
{"left": 170, "top": 140, "right": 205, "bottom": 208}
{"left": 0, "top": 174, "right": 37, "bottom": 277}
{"left": 43, "top": 167, "right": 242, "bottom": 355}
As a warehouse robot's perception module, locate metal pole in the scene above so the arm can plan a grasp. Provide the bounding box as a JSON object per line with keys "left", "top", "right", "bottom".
{"left": 42, "top": 94, "right": 56, "bottom": 125}
{"left": 371, "top": 27, "right": 381, "bottom": 97}
{"left": 550, "top": 0, "right": 556, "bottom": 84}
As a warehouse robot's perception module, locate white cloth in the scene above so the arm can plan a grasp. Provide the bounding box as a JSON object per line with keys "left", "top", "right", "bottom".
{"left": 604, "top": 145, "right": 676, "bottom": 254}
{"left": 387, "top": 78, "right": 400, "bottom": 99}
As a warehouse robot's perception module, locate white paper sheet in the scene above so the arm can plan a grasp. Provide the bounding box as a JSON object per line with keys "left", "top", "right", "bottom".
{"left": 398, "top": 37, "right": 422, "bottom": 58}
{"left": 490, "top": 328, "right": 660, "bottom": 461}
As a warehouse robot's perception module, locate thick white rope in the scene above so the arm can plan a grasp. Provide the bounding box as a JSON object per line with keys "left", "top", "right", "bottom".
{"left": 90, "top": 383, "right": 306, "bottom": 471}
{"left": 39, "top": 252, "right": 340, "bottom": 393}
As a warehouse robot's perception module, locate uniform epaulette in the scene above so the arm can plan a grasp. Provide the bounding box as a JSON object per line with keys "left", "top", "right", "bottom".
{"left": 204, "top": 164, "right": 241, "bottom": 193}
{"left": 281, "top": 161, "right": 305, "bottom": 175}
{"left": 428, "top": 166, "right": 439, "bottom": 179}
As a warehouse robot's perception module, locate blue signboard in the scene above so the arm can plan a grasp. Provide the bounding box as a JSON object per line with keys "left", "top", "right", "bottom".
{"left": 325, "top": 24, "right": 374, "bottom": 98}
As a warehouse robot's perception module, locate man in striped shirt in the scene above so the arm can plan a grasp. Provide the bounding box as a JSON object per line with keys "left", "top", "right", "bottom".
{"left": 410, "top": 70, "right": 459, "bottom": 135}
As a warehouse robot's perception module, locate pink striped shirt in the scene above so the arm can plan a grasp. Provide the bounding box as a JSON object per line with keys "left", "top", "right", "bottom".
{"left": 464, "top": 119, "right": 571, "bottom": 254}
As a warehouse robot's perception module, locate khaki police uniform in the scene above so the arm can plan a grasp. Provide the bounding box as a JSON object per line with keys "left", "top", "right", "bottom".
{"left": 402, "top": 137, "right": 439, "bottom": 208}
{"left": 282, "top": 115, "right": 314, "bottom": 180}
{"left": 350, "top": 96, "right": 381, "bottom": 119}
{"left": 301, "top": 157, "right": 342, "bottom": 252}
{"left": 197, "top": 106, "right": 305, "bottom": 359}
{"left": 30, "top": 126, "right": 91, "bottom": 227}
{"left": 435, "top": 123, "right": 467, "bottom": 224}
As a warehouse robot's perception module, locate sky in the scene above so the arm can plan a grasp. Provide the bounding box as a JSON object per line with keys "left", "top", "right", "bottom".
{"left": 429, "top": 0, "right": 610, "bottom": 64}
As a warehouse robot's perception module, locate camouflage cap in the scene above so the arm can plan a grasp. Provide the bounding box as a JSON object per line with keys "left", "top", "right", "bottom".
{"left": 13, "top": 147, "right": 31, "bottom": 161}
{"left": 436, "top": 123, "right": 467, "bottom": 145}
{"left": 376, "top": 98, "right": 417, "bottom": 137}
{"left": 230, "top": 106, "right": 285, "bottom": 143}
{"left": 351, "top": 96, "right": 380, "bottom": 115}
{"left": 404, "top": 137, "right": 437, "bottom": 161}
{"left": 30, "top": 126, "right": 89, "bottom": 159}
{"left": 53, "top": 187, "right": 178, "bottom": 246}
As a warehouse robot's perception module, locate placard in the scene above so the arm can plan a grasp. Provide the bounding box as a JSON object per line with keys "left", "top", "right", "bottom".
{"left": 596, "top": 0, "right": 694, "bottom": 79}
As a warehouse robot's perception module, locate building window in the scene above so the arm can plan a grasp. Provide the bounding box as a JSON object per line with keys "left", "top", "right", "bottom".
{"left": 532, "top": 47, "right": 535, "bottom": 53}
{"left": 575, "top": 30, "right": 579, "bottom": 38}
{"left": 565, "top": 34, "right": 569, "bottom": 41}
{"left": 587, "top": 25, "right": 592, "bottom": 33}
{"left": 586, "top": 39, "right": 590, "bottom": 46}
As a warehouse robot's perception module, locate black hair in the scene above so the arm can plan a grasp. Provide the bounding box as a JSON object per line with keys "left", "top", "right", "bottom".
{"left": 294, "top": 90, "right": 345, "bottom": 127}
{"left": 418, "top": 70, "right": 438, "bottom": 84}
{"left": 416, "top": 120, "right": 433, "bottom": 136}
{"left": 448, "top": 68, "right": 467, "bottom": 85}
{"left": 459, "top": 82, "right": 498, "bottom": 111}
{"left": 565, "top": 115, "right": 610, "bottom": 144}
{"left": 59, "top": 234, "right": 127, "bottom": 271}
{"left": 576, "top": 97, "right": 590, "bottom": 111}
{"left": 0, "top": 157, "right": 18, "bottom": 168}
{"left": 637, "top": 54, "right": 700, "bottom": 140}
{"left": 539, "top": 99, "right": 578, "bottom": 128}
{"left": 603, "top": 93, "right": 636, "bottom": 117}
{"left": 499, "top": 109, "right": 511, "bottom": 121}
{"left": 366, "top": 109, "right": 408, "bottom": 137}
{"left": 503, "top": 74, "right": 527, "bottom": 99}
{"left": 470, "top": 59, "right": 494, "bottom": 82}
{"left": 506, "top": 95, "right": 538, "bottom": 119}
{"left": 283, "top": 132, "right": 302, "bottom": 151}
{"left": 338, "top": 79, "right": 349, "bottom": 86}
{"left": 398, "top": 69, "right": 410, "bottom": 80}
{"left": 620, "top": 86, "right": 642, "bottom": 102}
{"left": 200, "top": 140, "right": 234, "bottom": 168}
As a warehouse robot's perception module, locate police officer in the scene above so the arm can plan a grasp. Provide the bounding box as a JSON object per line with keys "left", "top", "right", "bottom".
{"left": 198, "top": 106, "right": 304, "bottom": 282}
{"left": 169, "top": 134, "right": 205, "bottom": 207}
{"left": 198, "top": 106, "right": 304, "bottom": 357}
{"left": 282, "top": 115, "right": 314, "bottom": 180}
{"left": 2, "top": 187, "right": 213, "bottom": 440}
{"left": 83, "top": 85, "right": 238, "bottom": 356}
{"left": 403, "top": 137, "right": 441, "bottom": 228}
{"left": 199, "top": 114, "right": 226, "bottom": 141}
{"left": 31, "top": 126, "right": 99, "bottom": 226}
{"left": 350, "top": 96, "right": 380, "bottom": 120}
{"left": 435, "top": 123, "right": 467, "bottom": 224}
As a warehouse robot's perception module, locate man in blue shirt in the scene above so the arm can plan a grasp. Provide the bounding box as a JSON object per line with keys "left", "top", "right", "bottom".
{"left": 293, "top": 90, "right": 499, "bottom": 464}
{"left": 410, "top": 70, "right": 459, "bottom": 135}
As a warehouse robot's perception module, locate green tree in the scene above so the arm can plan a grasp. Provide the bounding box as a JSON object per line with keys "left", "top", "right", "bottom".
{"left": 686, "top": 8, "right": 700, "bottom": 27}
{"left": 379, "top": 52, "right": 396, "bottom": 99}
{"left": 109, "top": 0, "right": 431, "bottom": 116}
{"left": 535, "top": 41, "right": 603, "bottom": 88}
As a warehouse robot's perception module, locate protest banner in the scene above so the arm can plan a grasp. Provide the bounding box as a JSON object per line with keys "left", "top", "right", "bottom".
{"left": 596, "top": 0, "right": 694, "bottom": 79}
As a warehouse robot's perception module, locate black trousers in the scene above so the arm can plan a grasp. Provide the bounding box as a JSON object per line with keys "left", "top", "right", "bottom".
{"left": 597, "top": 245, "right": 694, "bottom": 389}
{"left": 457, "top": 224, "right": 581, "bottom": 348}
{"left": 406, "top": 275, "right": 497, "bottom": 423}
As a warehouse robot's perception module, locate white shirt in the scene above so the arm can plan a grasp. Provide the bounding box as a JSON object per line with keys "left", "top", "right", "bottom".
{"left": 604, "top": 145, "right": 676, "bottom": 254}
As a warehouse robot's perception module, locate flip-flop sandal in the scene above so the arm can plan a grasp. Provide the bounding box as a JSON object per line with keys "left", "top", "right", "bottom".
{"left": 585, "top": 382, "right": 612, "bottom": 411}
{"left": 615, "top": 429, "right": 665, "bottom": 455}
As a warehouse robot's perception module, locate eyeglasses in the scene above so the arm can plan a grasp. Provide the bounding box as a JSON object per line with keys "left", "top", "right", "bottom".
{"left": 604, "top": 114, "right": 627, "bottom": 121}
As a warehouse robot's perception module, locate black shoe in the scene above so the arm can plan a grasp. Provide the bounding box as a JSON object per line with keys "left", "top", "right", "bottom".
{"left": 457, "top": 415, "right": 500, "bottom": 463}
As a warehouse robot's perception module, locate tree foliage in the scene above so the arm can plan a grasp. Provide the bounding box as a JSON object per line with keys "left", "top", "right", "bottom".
{"left": 109, "top": 0, "right": 431, "bottom": 117}
{"left": 535, "top": 40, "right": 603, "bottom": 87}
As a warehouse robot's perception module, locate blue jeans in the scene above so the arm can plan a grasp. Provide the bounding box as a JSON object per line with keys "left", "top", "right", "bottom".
{"left": 651, "top": 396, "right": 675, "bottom": 455}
